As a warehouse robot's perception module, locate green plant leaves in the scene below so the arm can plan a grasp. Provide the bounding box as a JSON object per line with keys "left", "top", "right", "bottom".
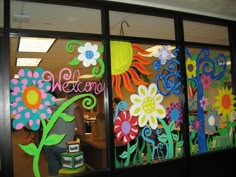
{"left": 60, "top": 113, "right": 74, "bottom": 122}
{"left": 19, "top": 143, "right": 37, "bottom": 156}
{"left": 44, "top": 133, "right": 66, "bottom": 146}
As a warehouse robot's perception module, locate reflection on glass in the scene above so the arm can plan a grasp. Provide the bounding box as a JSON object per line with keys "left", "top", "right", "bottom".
{"left": 0, "top": 0, "right": 3, "bottom": 28}
{"left": 186, "top": 47, "right": 236, "bottom": 155}
{"left": 184, "top": 21, "right": 229, "bottom": 45}
{"left": 110, "top": 11, "right": 175, "bottom": 40}
{"left": 111, "top": 42, "right": 184, "bottom": 168}
{"left": 10, "top": 1, "right": 101, "bottom": 33}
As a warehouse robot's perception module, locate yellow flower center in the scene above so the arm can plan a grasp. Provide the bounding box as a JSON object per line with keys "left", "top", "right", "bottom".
{"left": 110, "top": 41, "right": 133, "bottom": 75}
{"left": 23, "top": 86, "right": 41, "bottom": 109}
{"left": 142, "top": 96, "right": 155, "bottom": 114}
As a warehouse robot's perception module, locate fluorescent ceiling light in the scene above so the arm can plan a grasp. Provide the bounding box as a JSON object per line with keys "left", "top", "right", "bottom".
{"left": 16, "top": 58, "right": 42, "bottom": 67}
{"left": 19, "top": 37, "right": 55, "bottom": 52}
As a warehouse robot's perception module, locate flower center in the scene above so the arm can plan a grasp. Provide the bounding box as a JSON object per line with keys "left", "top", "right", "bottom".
{"left": 142, "top": 96, "right": 155, "bottom": 114}
{"left": 222, "top": 94, "right": 231, "bottom": 109}
{"left": 188, "top": 64, "right": 193, "bottom": 72}
{"left": 85, "top": 50, "right": 94, "bottom": 59}
{"left": 122, "top": 121, "right": 131, "bottom": 135}
{"left": 110, "top": 41, "right": 133, "bottom": 75}
{"left": 170, "top": 108, "right": 179, "bottom": 121}
{"left": 208, "top": 115, "right": 215, "bottom": 126}
{"left": 23, "top": 86, "right": 41, "bottom": 109}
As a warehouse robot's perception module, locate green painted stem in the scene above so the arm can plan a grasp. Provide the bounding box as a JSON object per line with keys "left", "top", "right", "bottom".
{"left": 124, "top": 143, "right": 131, "bottom": 166}
{"left": 158, "top": 119, "right": 174, "bottom": 158}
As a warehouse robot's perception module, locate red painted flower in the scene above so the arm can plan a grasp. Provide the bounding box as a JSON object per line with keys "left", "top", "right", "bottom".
{"left": 114, "top": 111, "right": 138, "bottom": 145}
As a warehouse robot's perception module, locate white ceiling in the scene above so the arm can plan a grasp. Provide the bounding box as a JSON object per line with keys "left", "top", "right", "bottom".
{"left": 107, "top": 0, "right": 236, "bottom": 21}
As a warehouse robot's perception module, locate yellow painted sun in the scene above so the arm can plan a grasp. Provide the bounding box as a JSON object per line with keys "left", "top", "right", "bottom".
{"left": 214, "top": 86, "right": 236, "bottom": 119}
{"left": 110, "top": 41, "right": 152, "bottom": 99}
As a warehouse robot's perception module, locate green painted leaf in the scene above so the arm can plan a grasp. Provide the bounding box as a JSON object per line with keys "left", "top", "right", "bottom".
{"left": 223, "top": 75, "right": 229, "bottom": 81}
{"left": 98, "top": 46, "right": 104, "bottom": 54}
{"left": 204, "top": 91, "right": 208, "bottom": 97}
{"left": 146, "top": 144, "right": 151, "bottom": 163}
{"left": 219, "top": 128, "right": 229, "bottom": 136}
{"left": 119, "top": 151, "right": 128, "bottom": 159}
{"left": 177, "top": 141, "right": 184, "bottom": 147}
{"left": 189, "top": 115, "right": 195, "bottom": 121}
{"left": 225, "top": 54, "right": 230, "bottom": 59}
{"left": 158, "top": 134, "right": 168, "bottom": 143}
{"left": 211, "top": 52, "right": 217, "bottom": 59}
{"left": 169, "top": 121, "right": 175, "bottom": 132}
{"left": 60, "top": 113, "right": 74, "bottom": 122}
{"left": 130, "top": 141, "right": 138, "bottom": 154}
{"left": 44, "top": 133, "right": 66, "bottom": 146}
{"left": 226, "top": 67, "right": 231, "bottom": 73}
{"left": 211, "top": 81, "right": 218, "bottom": 87}
{"left": 172, "top": 133, "right": 179, "bottom": 141}
{"left": 68, "top": 57, "right": 79, "bottom": 66}
{"left": 216, "top": 66, "right": 221, "bottom": 72}
{"left": 192, "top": 53, "right": 198, "bottom": 60}
{"left": 19, "top": 143, "right": 37, "bottom": 156}
{"left": 220, "top": 79, "right": 225, "bottom": 87}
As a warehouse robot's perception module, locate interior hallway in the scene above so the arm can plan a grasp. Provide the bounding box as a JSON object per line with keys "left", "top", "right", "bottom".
{"left": 11, "top": 129, "right": 48, "bottom": 177}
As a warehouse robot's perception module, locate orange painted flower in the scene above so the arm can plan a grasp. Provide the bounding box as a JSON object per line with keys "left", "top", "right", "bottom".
{"left": 214, "top": 87, "right": 236, "bottom": 119}
{"left": 110, "top": 41, "right": 152, "bottom": 99}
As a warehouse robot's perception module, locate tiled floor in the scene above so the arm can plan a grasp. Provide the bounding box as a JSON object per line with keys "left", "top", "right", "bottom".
{"left": 12, "top": 129, "right": 48, "bottom": 177}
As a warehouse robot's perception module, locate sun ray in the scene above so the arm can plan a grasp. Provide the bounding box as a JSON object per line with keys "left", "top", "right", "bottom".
{"left": 131, "top": 62, "right": 152, "bottom": 75}
{"left": 128, "top": 68, "right": 149, "bottom": 85}
{"left": 133, "top": 54, "right": 153, "bottom": 65}
{"left": 115, "top": 75, "right": 124, "bottom": 99}
{"left": 132, "top": 44, "right": 150, "bottom": 55}
{"left": 122, "top": 72, "right": 136, "bottom": 93}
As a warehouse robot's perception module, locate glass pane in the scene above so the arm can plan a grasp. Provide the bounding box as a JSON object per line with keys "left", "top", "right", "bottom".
{"left": 111, "top": 41, "right": 184, "bottom": 168}
{"left": 110, "top": 11, "right": 175, "bottom": 40}
{"left": 10, "top": 1, "right": 101, "bottom": 33}
{"left": 184, "top": 21, "right": 229, "bottom": 45}
{"left": 185, "top": 47, "right": 236, "bottom": 155}
{"left": 10, "top": 36, "right": 106, "bottom": 176}
{"left": 0, "top": 0, "right": 3, "bottom": 28}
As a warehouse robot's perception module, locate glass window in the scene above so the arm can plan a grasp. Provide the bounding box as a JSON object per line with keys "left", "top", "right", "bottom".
{"left": 111, "top": 41, "right": 184, "bottom": 168}
{"left": 10, "top": 36, "right": 106, "bottom": 176}
{"left": 10, "top": 1, "right": 101, "bottom": 33}
{"left": 0, "top": 0, "right": 3, "bottom": 28}
{"left": 184, "top": 21, "right": 229, "bottom": 45}
{"left": 110, "top": 11, "right": 175, "bottom": 40}
{"left": 185, "top": 47, "right": 236, "bottom": 155}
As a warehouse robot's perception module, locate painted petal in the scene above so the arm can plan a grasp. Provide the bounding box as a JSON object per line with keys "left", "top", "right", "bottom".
{"left": 155, "top": 93, "right": 164, "bottom": 104}
{"left": 148, "top": 83, "right": 157, "bottom": 97}
{"left": 155, "top": 104, "right": 166, "bottom": 119}
{"left": 149, "top": 114, "right": 157, "bottom": 129}
{"left": 130, "top": 94, "right": 142, "bottom": 104}
{"left": 130, "top": 104, "right": 142, "bottom": 116}
{"left": 138, "top": 85, "right": 148, "bottom": 97}
{"left": 138, "top": 113, "right": 148, "bottom": 127}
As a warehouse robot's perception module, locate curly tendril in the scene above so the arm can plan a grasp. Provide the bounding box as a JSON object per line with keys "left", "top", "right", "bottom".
{"left": 92, "top": 58, "right": 105, "bottom": 78}
{"left": 82, "top": 94, "right": 97, "bottom": 110}
{"left": 66, "top": 40, "right": 84, "bottom": 53}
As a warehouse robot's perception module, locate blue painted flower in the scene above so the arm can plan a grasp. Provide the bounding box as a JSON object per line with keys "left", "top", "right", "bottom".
{"left": 78, "top": 42, "right": 100, "bottom": 67}
{"left": 166, "top": 102, "right": 183, "bottom": 127}
{"left": 10, "top": 68, "right": 55, "bottom": 130}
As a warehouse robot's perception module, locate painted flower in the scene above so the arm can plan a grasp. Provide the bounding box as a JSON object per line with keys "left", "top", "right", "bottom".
{"left": 78, "top": 42, "right": 100, "bottom": 67}
{"left": 10, "top": 68, "right": 55, "bottom": 130}
{"left": 186, "top": 58, "right": 196, "bottom": 78}
{"left": 200, "top": 96, "right": 209, "bottom": 111}
{"left": 214, "top": 87, "right": 236, "bottom": 118}
{"left": 201, "top": 74, "right": 212, "bottom": 89}
{"left": 166, "top": 102, "right": 183, "bottom": 127}
{"left": 205, "top": 108, "right": 220, "bottom": 134}
{"left": 191, "top": 118, "right": 201, "bottom": 131}
{"left": 114, "top": 111, "right": 138, "bottom": 145}
{"left": 154, "top": 46, "right": 175, "bottom": 65}
{"left": 130, "top": 83, "right": 166, "bottom": 130}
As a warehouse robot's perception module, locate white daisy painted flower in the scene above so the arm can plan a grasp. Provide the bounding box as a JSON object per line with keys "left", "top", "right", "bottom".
{"left": 78, "top": 42, "right": 100, "bottom": 67}
{"left": 154, "top": 46, "right": 175, "bottom": 65}
{"left": 129, "top": 83, "right": 166, "bottom": 130}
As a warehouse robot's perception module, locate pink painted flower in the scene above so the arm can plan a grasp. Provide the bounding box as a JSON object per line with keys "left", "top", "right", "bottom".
{"left": 114, "top": 111, "right": 138, "bottom": 145}
{"left": 201, "top": 74, "right": 212, "bottom": 89}
{"left": 200, "top": 96, "right": 209, "bottom": 111}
